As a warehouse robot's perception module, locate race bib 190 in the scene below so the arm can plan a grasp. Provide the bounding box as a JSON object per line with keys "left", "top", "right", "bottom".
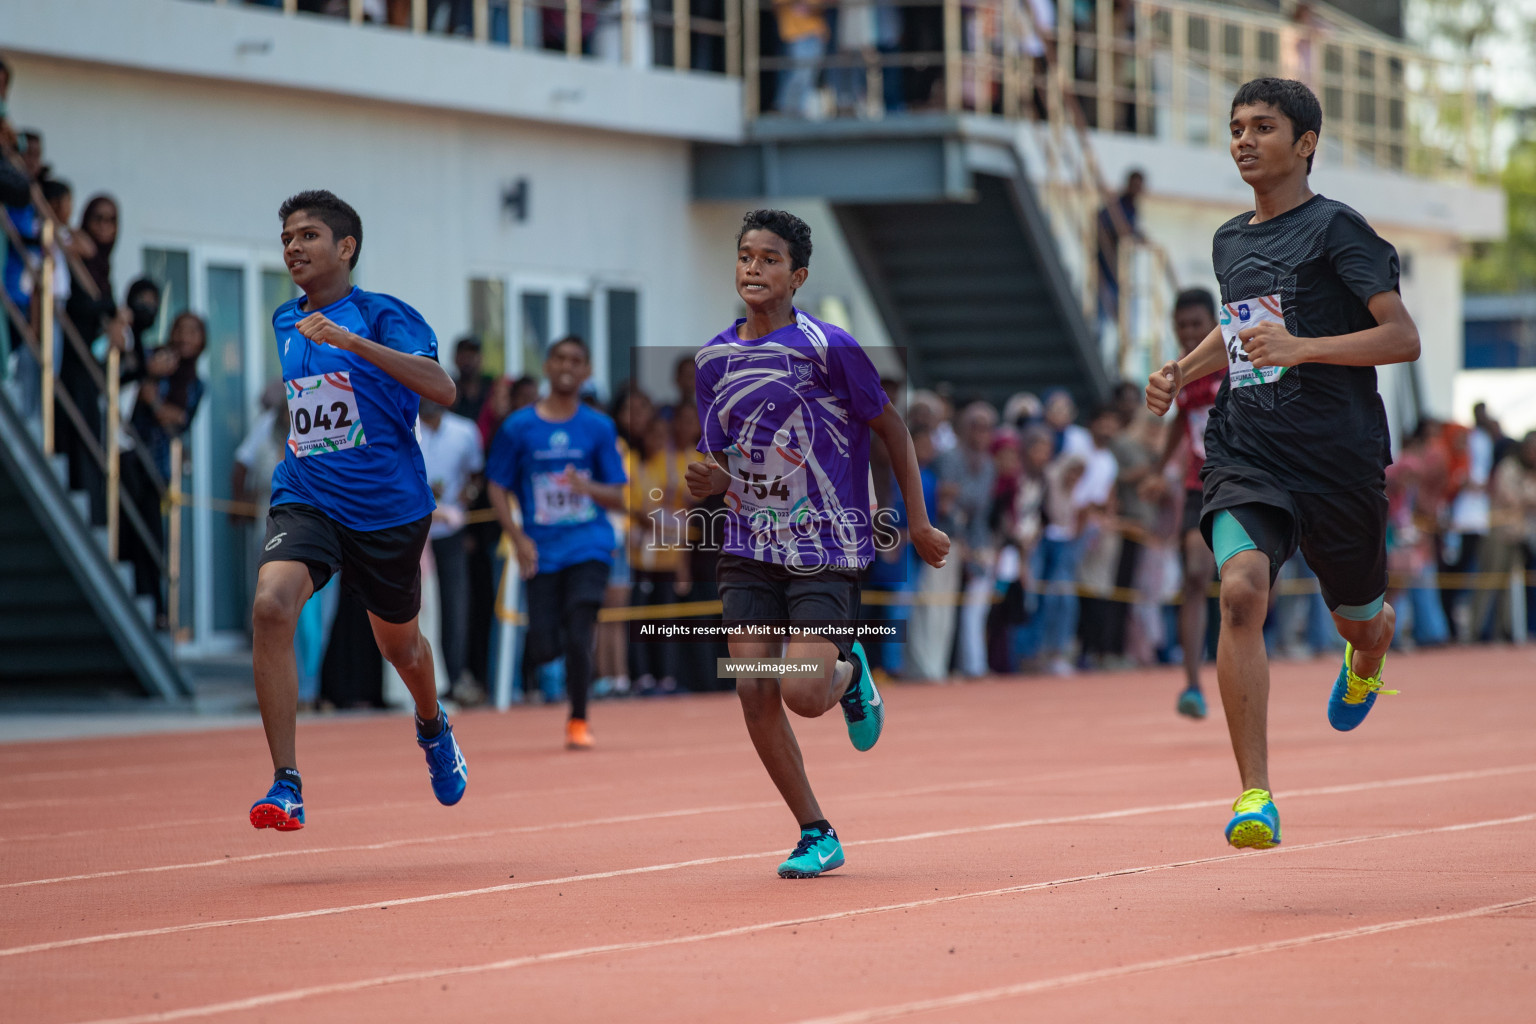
{"left": 1220, "top": 294, "right": 1289, "bottom": 389}
{"left": 532, "top": 469, "right": 596, "bottom": 526}
{"left": 286, "top": 372, "right": 366, "bottom": 457}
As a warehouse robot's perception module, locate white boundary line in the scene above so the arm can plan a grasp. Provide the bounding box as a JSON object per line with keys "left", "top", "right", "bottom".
{"left": 0, "top": 775, "right": 1060, "bottom": 889}
{"left": 0, "top": 764, "right": 1148, "bottom": 886}
{"left": 786, "top": 894, "right": 1536, "bottom": 1024}
{"left": 4, "top": 764, "right": 1531, "bottom": 959}
{"left": 62, "top": 814, "right": 1536, "bottom": 1024}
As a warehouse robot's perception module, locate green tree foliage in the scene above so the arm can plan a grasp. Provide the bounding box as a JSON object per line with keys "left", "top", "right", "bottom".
{"left": 1467, "top": 134, "right": 1536, "bottom": 294}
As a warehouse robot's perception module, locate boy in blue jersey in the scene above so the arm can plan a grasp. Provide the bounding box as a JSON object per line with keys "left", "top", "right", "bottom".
{"left": 687, "top": 210, "right": 950, "bottom": 878}
{"left": 248, "top": 190, "right": 468, "bottom": 831}
{"left": 486, "top": 336, "right": 627, "bottom": 749}
{"left": 1146, "top": 80, "right": 1420, "bottom": 850}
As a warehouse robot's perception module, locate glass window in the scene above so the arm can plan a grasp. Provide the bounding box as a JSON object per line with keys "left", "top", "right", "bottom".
{"left": 141, "top": 248, "right": 190, "bottom": 349}
{"left": 606, "top": 288, "right": 639, "bottom": 392}
{"left": 205, "top": 265, "right": 249, "bottom": 632}
{"left": 260, "top": 269, "right": 297, "bottom": 385}
{"left": 566, "top": 294, "right": 593, "bottom": 348}
{"left": 520, "top": 292, "right": 550, "bottom": 379}
{"left": 469, "top": 278, "right": 507, "bottom": 379}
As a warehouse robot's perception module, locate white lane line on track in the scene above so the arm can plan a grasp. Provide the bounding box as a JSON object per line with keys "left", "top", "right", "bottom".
{"left": 785, "top": 894, "right": 1536, "bottom": 1024}
{"left": 0, "top": 765, "right": 1140, "bottom": 886}
{"left": 62, "top": 815, "right": 1536, "bottom": 1024}
{"left": 4, "top": 761, "right": 1531, "bottom": 959}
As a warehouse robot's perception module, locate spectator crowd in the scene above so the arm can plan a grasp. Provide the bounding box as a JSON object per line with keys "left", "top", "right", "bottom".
{"left": 2, "top": 56, "right": 208, "bottom": 630}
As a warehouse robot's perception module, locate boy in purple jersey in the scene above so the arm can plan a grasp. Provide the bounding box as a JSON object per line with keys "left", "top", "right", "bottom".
{"left": 687, "top": 210, "right": 950, "bottom": 879}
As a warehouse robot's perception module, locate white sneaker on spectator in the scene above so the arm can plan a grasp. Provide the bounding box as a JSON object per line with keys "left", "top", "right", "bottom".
{"left": 1049, "top": 658, "right": 1075, "bottom": 677}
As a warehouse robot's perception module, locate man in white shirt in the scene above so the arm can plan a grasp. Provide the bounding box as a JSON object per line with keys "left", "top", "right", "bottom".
{"left": 418, "top": 399, "right": 485, "bottom": 694}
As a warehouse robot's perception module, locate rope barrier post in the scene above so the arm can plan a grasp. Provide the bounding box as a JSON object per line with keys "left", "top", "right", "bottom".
{"left": 473, "top": 0, "right": 489, "bottom": 41}
{"left": 621, "top": 0, "right": 633, "bottom": 65}
{"left": 511, "top": 0, "right": 524, "bottom": 46}
{"left": 566, "top": 0, "right": 581, "bottom": 57}
{"left": 492, "top": 541, "right": 523, "bottom": 711}
{"left": 168, "top": 437, "right": 183, "bottom": 640}
{"left": 1510, "top": 568, "right": 1528, "bottom": 646}
{"left": 40, "top": 217, "right": 55, "bottom": 456}
{"left": 106, "top": 348, "right": 121, "bottom": 562}
{"left": 673, "top": 0, "right": 690, "bottom": 71}
{"left": 743, "top": 0, "right": 759, "bottom": 119}
{"left": 725, "top": 0, "right": 740, "bottom": 79}
{"left": 943, "top": 0, "right": 962, "bottom": 114}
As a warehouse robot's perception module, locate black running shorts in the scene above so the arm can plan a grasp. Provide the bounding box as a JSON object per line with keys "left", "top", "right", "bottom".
{"left": 717, "top": 554, "right": 861, "bottom": 659}
{"left": 260, "top": 503, "right": 432, "bottom": 624}
{"left": 1199, "top": 464, "right": 1389, "bottom": 611}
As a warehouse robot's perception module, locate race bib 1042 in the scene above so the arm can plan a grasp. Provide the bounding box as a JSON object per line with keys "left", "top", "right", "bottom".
{"left": 1220, "top": 294, "right": 1289, "bottom": 389}
{"left": 286, "top": 372, "right": 366, "bottom": 457}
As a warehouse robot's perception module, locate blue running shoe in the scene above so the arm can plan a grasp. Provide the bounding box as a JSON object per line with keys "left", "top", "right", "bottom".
{"left": 417, "top": 704, "right": 468, "bottom": 806}
{"left": 1225, "top": 788, "right": 1281, "bottom": 850}
{"left": 838, "top": 641, "right": 884, "bottom": 752}
{"left": 777, "top": 826, "right": 845, "bottom": 879}
{"left": 250, "top": 779, "right": 304, "bottom": 831}
{"left": 1327, "top": 642, "right": 1397, "bottom": 732}
{"left": 1176, "top": 688, "right": 1208, "bottom": 720}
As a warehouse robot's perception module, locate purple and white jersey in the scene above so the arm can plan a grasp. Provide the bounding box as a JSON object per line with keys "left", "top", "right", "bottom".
{"left": 695, "top": 310, "right": 889, "bottom": 568}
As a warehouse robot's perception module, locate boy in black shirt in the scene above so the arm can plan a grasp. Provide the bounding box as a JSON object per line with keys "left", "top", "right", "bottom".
{"left": 1146, "top": 78, "right": 1420, "bottom": 850}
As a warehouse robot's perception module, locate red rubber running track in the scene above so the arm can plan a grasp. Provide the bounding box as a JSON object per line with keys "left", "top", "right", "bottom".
{"left": 3, "top": 645, "right": 1535, "bottom": 1023}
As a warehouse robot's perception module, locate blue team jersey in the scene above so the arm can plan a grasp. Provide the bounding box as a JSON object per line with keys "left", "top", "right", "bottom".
{"left": 268, "top": 287, "right": 438, "bottom": 531}
{"left": 485, "top": 403, "right": 627, "bottom": 575}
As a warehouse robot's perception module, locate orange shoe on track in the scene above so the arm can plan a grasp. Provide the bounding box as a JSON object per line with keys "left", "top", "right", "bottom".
{"left": 566, "top": 719, "right": 594, "bottom": 750}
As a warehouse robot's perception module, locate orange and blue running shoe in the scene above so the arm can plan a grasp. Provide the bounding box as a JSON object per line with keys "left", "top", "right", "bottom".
{"left": 250, "top": 778, "right": 304, "bottom": 831}
{"left": 1328, "top": 642, "right": 1397, "bottom": 732}
{"left": 1225, "top": 788, "right": 1280, "bottom": 849}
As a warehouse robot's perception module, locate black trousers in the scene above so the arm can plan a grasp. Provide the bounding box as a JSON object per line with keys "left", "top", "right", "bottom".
{"left": 431, "top": 532, "right": 470, "bottom": 686}
{"left": 628, "top": 569, "right": 679, "bottom": 684}
{"left": 523, "top": 559, "right": 610, "bottom": 721}
{"left": 119, "top": 454, "right": 165, "bottom": 620}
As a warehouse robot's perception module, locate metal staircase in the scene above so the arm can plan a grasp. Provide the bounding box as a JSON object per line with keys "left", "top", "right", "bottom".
{"left": 0, "top": 387, "right": 189, "bottom": 698}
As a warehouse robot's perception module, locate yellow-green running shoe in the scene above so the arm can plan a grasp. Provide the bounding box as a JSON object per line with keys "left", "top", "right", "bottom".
{"left": 1225, "top": 788, "right": 1281, "bottom": 849}
{"left": 1327, "top": 642, "right": 1397, "bottom": 732}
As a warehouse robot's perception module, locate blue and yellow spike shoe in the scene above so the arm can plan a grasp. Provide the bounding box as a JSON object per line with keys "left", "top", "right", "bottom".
{"left": 838, "top": 641, "right": 884, "bottom": 752}
{"left": 417, "top": 704, "right": 468, "bottom": 806}
{"left": 1176, "top": 688, "right": 1208, "bottom": 720}
{"left": 1225, "top": 788, "right": 1281, "bottom": 849}
{"left": 250, "top": 779, "right": 304, "bottom": 831}
{"left": 777, "top": 826, "right": 845, "bottom": 879}
{"left": 1327, "top": 642, "right": 1397, "bottom": 732}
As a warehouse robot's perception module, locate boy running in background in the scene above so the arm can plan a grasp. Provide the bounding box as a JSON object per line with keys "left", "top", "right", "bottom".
{"left": 687, "top": 209, "right": 950, "bottom": 878}
{"left": 486, "top": 336, "right": 627, "bottom": 750}
{"left": 1146, "top": 79, "right": 1420, "bottom": 850}
{"left": 250, "top": 190, "right": 467, "bottom": 831}
{"left": 1153, "top": 288, "right": 1222, "bottom": 720}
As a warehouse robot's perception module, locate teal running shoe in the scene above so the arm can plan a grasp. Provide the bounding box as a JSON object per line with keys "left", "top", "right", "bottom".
{"left": 249, "top": 779, "right": 304, "bottom": 831}
{"left": 417, "top": 704, "right": 468, "bottom": 806}
{"left": 1328, "top": 642, "right": 1396, "bottom": 732}
{"left": 777, "top": 826, "right": 845, "bottom": 879}
{"left": 1176, "top": 688, "right": 1207, "bottom": 720}
{"left": 838, "top": 641, "right": 884, "bottom": 752}
{"left": 1225, "top": 788, "right": 1281, "bottom": 850}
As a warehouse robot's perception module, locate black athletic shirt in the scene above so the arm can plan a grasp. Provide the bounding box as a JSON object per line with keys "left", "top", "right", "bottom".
{"left": 1203, "top": 194, "right": 1400, "bottom": 493}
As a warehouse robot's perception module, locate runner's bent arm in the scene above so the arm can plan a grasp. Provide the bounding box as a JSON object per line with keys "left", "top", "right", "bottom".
{"left": 1146, "top": 325, "right": 1223, "bottom": 416}
{"left": 488, "top": 480, "right": 539, "bottom": 580}
{"left": 568, "top": 473, "right": 626, "bottom": 512}
{"left": 1240, "top": 291, "right": 1419, "bottom": 369}
{"left": 295, "top": 312, "right": 457, "bottom": 406}
{"left": 869, "top": 403, "right": 950, "bottom": 569}
{"left": 685, "top": 455, "right": 732, "bottom": 500}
